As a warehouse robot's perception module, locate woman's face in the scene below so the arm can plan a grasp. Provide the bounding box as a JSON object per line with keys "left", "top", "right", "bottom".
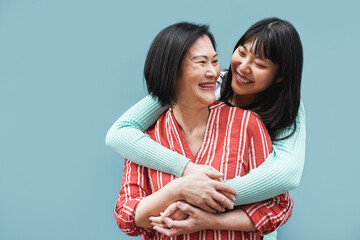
{"left": 230, "top": 41, "right": 282, "bottom": 106}
{"left": 175, "top": 35, "right": 220, "bottom": 108}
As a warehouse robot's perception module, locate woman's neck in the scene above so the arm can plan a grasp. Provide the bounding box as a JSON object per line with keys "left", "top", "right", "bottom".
{"left": 230, "top": 94, "right": 259, "bottom": 108}
{"left": 172, "top": 103, "right": 209, "bottom": 155}
{"left": 172, "top": 103, "right": 209, "bottom": 134}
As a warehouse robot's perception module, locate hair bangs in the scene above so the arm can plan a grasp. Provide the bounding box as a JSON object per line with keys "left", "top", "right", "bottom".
{"left": 245, "top": 29, "right": 281, "bottom": 65}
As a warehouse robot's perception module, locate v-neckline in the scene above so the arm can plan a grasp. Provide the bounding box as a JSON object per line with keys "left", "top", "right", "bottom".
{"left": 169, "top": 108, "right": 212, "bottom": 162}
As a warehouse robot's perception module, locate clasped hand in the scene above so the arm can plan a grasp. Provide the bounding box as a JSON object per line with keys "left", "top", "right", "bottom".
{"left": 179, "top": 162, "right": 237, "bottom": 212}
{"left": 149, "top": 201, "right": 214, "bottom": 237}
{"left": 149, "top": 163, "right": 237, "bottom": 236}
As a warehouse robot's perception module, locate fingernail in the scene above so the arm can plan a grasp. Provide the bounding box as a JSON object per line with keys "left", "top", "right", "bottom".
{"left": 177, "top": 201, "right": 183, "bottom": 207}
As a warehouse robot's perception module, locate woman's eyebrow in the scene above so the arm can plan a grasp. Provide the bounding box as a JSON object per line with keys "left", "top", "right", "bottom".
{"left": 243, "top": 45, "right": 267, "bottom": 61}
{"left": 256, "top": 55, "right": 268, "bottom": 61}
{"left": 191, "top": 54, "right": 218, "bottom": 60}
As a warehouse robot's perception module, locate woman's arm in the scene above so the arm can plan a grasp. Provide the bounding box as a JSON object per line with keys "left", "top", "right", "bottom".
{"left": 115, "top": 158, "right": 234, "bottom": 232}
{"left": 106, "top": 95, "right": 226, "bottom": 180}
{"left": 114, "top": 158, "right": 185, "bottom": 235}
{"left": 114, "top": 159, "right": 152, "bottom": 236}
{"left": 225, "top": 100, "right": 306, "bottom": 205}
{"left": 106, "top": 95, "right": 190, "bottom": 177}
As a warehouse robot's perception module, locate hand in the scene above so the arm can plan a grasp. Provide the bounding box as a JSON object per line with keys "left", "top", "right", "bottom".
{"left": 149, "top": 202, "right": 188, "bottom": 228}
{"left": 182, "top": 162, "right": 223, "bottom": 180}
{"left": 153, "top": 201, "right": 214, "bottom": 237}
{"left": 177, "top": 173, "right": 237, "bottom": 213}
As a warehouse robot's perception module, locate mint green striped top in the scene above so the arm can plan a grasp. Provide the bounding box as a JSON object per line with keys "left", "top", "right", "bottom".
{"left": 106, "top": 95, "right": 306, "bottom": 206}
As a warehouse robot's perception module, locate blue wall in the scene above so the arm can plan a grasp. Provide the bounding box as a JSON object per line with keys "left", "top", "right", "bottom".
{"left": 1, "top": 0, "right": 359, "bottom": 239}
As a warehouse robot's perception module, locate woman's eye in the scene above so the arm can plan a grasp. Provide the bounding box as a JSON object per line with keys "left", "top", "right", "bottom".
{"left": 198, "top": 61, "right": 206, "bottom": 64}
{"left": 255, "top": 62, "right": 266, "bottom": 68}
{"left": 212, "top": 59, "right": 218, "bottom": 64}
{"left": 238, "top": 50, "right": 246, "bottom": 57}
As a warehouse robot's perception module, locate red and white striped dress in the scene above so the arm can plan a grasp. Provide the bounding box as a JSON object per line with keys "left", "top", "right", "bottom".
{"left": 114, "top": 101, "right": 293, "bottom": 240}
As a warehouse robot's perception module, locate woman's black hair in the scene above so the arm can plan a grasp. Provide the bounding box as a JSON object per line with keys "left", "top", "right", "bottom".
{"left": 144, "top": 22, "right": 216, "bottom": 106}
{"left": 220, "top": 17, "right": 303, "bottom": 140}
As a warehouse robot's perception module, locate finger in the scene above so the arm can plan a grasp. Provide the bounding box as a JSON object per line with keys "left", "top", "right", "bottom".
{"left": 170, "top": 209, "right": 189, "bottom": 221}
{"left": 219, "top": 190, "right": 236, "bottom": 202}
{"left": 205, "top": 169, "right": 223, "bottom": 179}
{"left": 163, "top": 216, "right": 191, "bottom": 229}
{"left": 211, "top": 191, "right": 234, "bottom": 210}
{"left": 213, "top": 181, "right": 238, "bottom": 195}
{"left": 205, "top": 197, "right": 226, "bottom": 212}
{"left": 203, "top": 165, "right": 223, "bottom": 179}
{"left": 149, "top": 216, "right": 164, "bottom": 224}
{"left": 162, "top": 202, "right": 179, "bottom": 217}
{"left": 178, "top": 199, "right": 219, "bottom": 215}
{"left": 197, "top": 203, "right": 217, "bottom": 213}
{"left": 177, "top": 201, "right": 198, "bottom": 215}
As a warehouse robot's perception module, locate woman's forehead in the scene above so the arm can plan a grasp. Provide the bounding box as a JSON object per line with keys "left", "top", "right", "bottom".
{"left": 186, "top": 35, "right": 216, "bottom": 57}
{"left": 242, "top": 38, "right": 272, "bottom": 59}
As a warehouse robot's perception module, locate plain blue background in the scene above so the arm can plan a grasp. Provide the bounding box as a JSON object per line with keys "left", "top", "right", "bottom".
{"left": 1, "top": 0, "right": 359, "bottom": 239}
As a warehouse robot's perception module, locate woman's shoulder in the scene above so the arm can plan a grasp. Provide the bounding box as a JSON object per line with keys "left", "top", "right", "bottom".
{"left": 209, "top": 100, "right": 228, "bottom": 109}
{"left": 209, "top": 103, "right": 266, "bottom": 140}
{"left": 145, "top": 109, "right": 171, "bottom": 134}
{"left": 210, "top": 101, "right": 260, "bottom": 123}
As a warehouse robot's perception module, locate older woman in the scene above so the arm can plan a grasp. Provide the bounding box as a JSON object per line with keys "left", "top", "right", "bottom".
{"left": 114, "top": 22, "right": 292, "bottom": 240}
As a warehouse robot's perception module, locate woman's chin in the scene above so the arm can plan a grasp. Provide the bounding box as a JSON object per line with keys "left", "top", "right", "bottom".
{"left": 202, "top": 96, "right": 216, "bottom": 106}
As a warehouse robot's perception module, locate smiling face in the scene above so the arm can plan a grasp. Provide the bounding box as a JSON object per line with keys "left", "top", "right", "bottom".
{"left": 230, "top": 41, "right": 282, "bottom": 107}
{"left": 174, "top": 35, "right": 220, "bottom": 109}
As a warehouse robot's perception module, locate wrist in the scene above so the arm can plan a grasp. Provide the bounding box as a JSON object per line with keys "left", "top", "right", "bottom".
{"left": 182, "top": 161, "right": 195, "bottom": 177}
{"left": 205, "top": 212, "right": 218, "bottom": 229}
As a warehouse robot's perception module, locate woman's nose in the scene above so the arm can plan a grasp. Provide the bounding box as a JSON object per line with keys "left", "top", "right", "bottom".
{"left": 206, "top": 63, "right": 220, "bottom": 78}
{"left": 239, "top": 59, "right": 251, "bottom": 74}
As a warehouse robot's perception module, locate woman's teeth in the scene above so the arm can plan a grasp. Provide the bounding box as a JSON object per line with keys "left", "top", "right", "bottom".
{"left": 237, "top": 74, "right": 252, "bottom": 83}
{"left": 199, "top": 84, "right": 214, "bottom": 88}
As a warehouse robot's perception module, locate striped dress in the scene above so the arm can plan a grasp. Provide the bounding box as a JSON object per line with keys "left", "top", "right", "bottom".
{"left": 114, "top": 101, "right": 293, "bottom": 240}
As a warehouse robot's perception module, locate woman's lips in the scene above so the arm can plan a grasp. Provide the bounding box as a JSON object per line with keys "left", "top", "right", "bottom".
{"left": 236, "top": 72, "right": 253, "bottom": 85}
{"left": 199, "top": 82, "right": 215, "bottom": 90}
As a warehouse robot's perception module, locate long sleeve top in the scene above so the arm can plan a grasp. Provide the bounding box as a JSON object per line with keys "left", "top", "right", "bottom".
{"left": 114, "top": 102, "right": 293, "bottom": 239}
{"left": 106, "top": 93, "right": 306, "bottom": 205}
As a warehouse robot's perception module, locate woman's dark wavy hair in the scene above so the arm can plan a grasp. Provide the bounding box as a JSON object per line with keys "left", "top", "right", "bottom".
{"left": 220, "top": 17, "right": 303, "bottom": 140}
{"left": 144, "top": 22, "right": 216, "bottom": 106}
